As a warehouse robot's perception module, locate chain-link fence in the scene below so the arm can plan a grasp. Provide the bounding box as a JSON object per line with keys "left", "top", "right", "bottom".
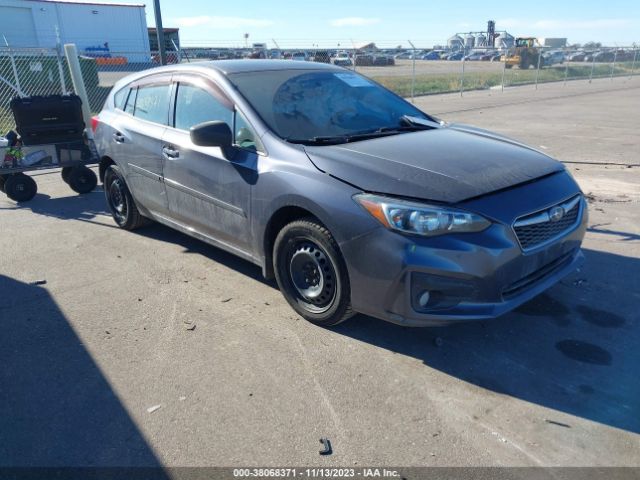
{"left": 1, "top": 43, "right": 638, "bottom": 134}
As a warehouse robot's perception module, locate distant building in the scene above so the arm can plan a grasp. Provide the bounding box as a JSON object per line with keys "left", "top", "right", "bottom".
{"left": 148, "top": 27, "right": 180, "bottom": 52}
{"left": 0, "top": 0, "right": 150, "bottom": 61}
{"left": 538, "top": 38, "right": 567, "bottom": 48}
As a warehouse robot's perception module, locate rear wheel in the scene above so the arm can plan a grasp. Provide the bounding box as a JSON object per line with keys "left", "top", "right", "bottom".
{"left": 5, "top": 173, "right": 37, "bottom": 202}
{"left": 274, "top": 218, "right": 353, "bottom": 327}
{"left": 68, "top": 166, "right": 97, "bottom": 194}
{"left": 104, "top": 164, "right": 149, "bottom": 230}
{"left": 0, "top": 175, "right": 7, "bottom": 193}
{"left": 61, "top": 167, "right": 73, "bottom": 184}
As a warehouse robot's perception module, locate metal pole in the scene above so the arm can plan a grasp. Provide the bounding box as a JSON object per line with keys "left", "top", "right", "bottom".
{"left": 64, "top": 44, "right": 94, "bottom": 140}
{"left": 153, "top": 0, "right": 167, "bottom": 66}
{"left": 563, "top": 55, "right": 569, "bottom": 87}
{"left": 408, "top": 40, "right": 416, "bottom": 103}
{"left": 501, "top": 53, "right": 506, "bottom": 92}
{"left": 610, "top": 50, "right": 617, "bottom": 81}
{"left": 460, "top": 58, "right": 465, "bottom": 97}
{"left": 55, "top": 27, "right": 68, "bottom": 94}
{"left": 535, "top": 50, "right": 542, "bottom": 90}
{"left": 631, "top": 48, "right": 638, "bottom": 78}
{"left": 589, "top": 55, "right": 595, "bottom": 83}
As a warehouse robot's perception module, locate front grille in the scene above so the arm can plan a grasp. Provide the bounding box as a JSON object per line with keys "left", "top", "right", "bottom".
{"left": 513, "top": 195, "right": 582, "bottom": 251}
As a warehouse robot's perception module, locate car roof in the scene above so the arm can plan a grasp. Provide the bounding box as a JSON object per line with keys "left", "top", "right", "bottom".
{"left": 111, "top": 60, "right": 347, "bottom": 92}
{"left": 177, "top": 59, "right": 342, "bottom": 75}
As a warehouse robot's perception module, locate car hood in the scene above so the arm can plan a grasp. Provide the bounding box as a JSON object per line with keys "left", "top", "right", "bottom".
{"left": 304, "top": 124, "right": 564, "bottom": 203}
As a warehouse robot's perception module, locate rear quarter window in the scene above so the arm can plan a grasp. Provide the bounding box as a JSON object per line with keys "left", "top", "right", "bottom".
{"left": 113, "top": 87, "right": 128, "bottom": 110}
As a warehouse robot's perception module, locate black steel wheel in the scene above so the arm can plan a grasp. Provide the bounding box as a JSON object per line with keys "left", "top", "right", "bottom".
{"left": 61, "top": 167, "right": 73, "bottom": 184}
{"left": 274, "top": 218, "right": 353, "bottom": 327}
{"left": 68, "top": 166, "right": 97, "bottom": 194}
{"left": 103, "top": 164, "right": 149, "bottom": 230}
{"left": 4, "top": 173, "right": 37, "bottom": 202}
{"left": 0, "top": 175, "right": 7, "bottom": 193}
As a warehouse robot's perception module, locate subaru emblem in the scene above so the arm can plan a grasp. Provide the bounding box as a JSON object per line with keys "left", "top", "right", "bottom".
{"left": 549, "top": 206, "right": 564, "bottom": 223}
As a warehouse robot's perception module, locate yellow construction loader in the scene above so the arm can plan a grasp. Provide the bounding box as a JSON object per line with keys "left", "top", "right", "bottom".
{"left": 501, "top": 37, "right": 542, "bottom": 69}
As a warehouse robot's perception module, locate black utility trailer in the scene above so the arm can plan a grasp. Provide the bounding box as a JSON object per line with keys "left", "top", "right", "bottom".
{"left": 0, "top": 94, "right": 99, "bottom": 203}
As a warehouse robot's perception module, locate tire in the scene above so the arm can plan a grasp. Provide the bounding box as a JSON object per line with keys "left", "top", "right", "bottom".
{"left": 273, "top": 218, "right": 354, "bottom": 327}
{"left": 5, "top": 173, "right": 37, "bottom": 202}
{"left": 68, "top": 166, "right": 97, "bottom": 194}
{"left": 0, "top": 175, "right": 7, "bottom": 193}
{"left": 61, "top": 167, "right": 73, "bottom": 184}
{"left": 103, "top": 164, "right": 149, "bottom": 230}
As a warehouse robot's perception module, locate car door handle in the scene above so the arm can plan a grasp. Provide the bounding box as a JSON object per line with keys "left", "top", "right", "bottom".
{"left": 162, "top": 146, "right": 180, "bottom": 159}
{"left": 113, "top": 132, "right": 125, "bottom": 143}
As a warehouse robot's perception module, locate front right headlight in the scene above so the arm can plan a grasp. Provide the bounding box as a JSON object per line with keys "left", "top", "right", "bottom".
{"left": 354, "top": 193, "right": 491, "bottom": 237}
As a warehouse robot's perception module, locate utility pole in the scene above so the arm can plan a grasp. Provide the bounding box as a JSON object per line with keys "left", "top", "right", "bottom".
{"left": 153, "top": 0, "right": 167, "bottom": 65}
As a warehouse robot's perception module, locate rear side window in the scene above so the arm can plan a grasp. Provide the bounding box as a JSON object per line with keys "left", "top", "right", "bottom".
{"left": 133, "top": 84, "right": 171, "bottom": 125}
{"left": 174, "top": 83, "right": 232, "bottom": 131}
{"left": 113, "top": 87, "right": 128, "bottom": 110}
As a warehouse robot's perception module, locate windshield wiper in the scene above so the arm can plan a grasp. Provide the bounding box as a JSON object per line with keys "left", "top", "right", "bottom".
{"left": 287, "top": 116, "right": 440, "bottom": 146}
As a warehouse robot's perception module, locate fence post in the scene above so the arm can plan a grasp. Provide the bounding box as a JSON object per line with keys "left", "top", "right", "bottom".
{"left": 563, "top": 54, "right": 569, "bottom": 86}
{"left": 459, "top": 58, "right": 465, "bottom": 97}
{"left": 535, "top": 50, "right": 542, "bottom": 90}
{"left": 64, "top": 44, "right": 94, "bottom": 140}
{"left": 55, "top": 45, "right": 68, "bottom": 95}
{"left": 610, "top": 50, "right": 617, "bottom": 81}
{"left": 501, "top": 54, "right": 507, "bottom": 92}
{"left": 631, "top": 48, "right": 638, "bottom": 79}
{"left": 589, "top": 55, "right": 595, "bottom": 83}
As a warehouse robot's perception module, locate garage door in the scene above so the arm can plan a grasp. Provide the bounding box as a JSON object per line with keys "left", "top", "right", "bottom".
{"left": 0, "top": 6, "right": 37, "bottom": 47}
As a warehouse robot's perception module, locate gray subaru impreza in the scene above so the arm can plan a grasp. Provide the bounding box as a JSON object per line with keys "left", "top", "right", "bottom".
{"left": 94, "top": 60, "right": 587, "bottom": 327}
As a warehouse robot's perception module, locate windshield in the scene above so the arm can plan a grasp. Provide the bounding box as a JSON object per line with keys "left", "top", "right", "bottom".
{"left": 228, "top": 69, "right": 432, "bottom": 143}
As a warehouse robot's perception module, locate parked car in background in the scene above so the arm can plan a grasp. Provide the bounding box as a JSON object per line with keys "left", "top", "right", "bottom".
{"left": 312, "top": 50, "right": 332, "bottom": 63}
{"left": 542, "top": 50, "right": 565, "bottom": 66}
{"left": 394, "top": 51, "right": 413, "bottom": 59}
{"left": 291, "top": 51, "right": 308, "bottom": 61}
{"left": 372, "top": 54, "right": 395, "bottom": 66}
{"left": 421, "top": 51, "right": 441, "bottom": 60}
{"left": 333, "top": 52, "right": 353, "bottom": 66}
{"left": 355, "top": 54, "right": 375, "bottom": 66}
{"left": 463, "top": 51, "right": 485, "bottom": 61}
{"left": 479, "top": 50, "right": 498, "bottom": 61}
{"left": 592, "top": 50, "right": 616, "bottom": 62}
{"left": 95, "top": 60, "right": 587, "bottom": 327}
{"left": 446, "top": 52, "right": 464, "bottom": 61}
{"left": 566, "top": 51, "right": 586, "bottom": 62}
{"left": 269, "top": 49, "right": 282, "bottom": 60}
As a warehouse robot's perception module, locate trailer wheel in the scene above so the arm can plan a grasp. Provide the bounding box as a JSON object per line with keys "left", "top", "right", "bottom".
{"left": 0, "top": 175, "right": 7, "bottom": 193}
{"left": 68, "top": 166, "right": 97, "bottom": 194}
{"left": 5, "top": 173, "right": 38, "bottom": 202}
{"left": 61, "top": 167, "right": 73, "bottom": 184}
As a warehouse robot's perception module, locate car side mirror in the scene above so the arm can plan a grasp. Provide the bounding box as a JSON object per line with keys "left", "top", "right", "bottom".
{"left": 190, "top": 121, "right": 236, "bottom": 159}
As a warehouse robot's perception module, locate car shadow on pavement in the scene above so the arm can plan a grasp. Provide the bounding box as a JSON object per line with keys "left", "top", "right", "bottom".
{"left": 0, "top": 187, "right": 113, "bottom": 228}
{"left": 137, "top": 223, "right": 274, "bottom": 286}
{"left": 334, "top": 248, "right": 640, "bottom": 435}
{"left": 0, "top": 274, "right": 168, "bottom": 474}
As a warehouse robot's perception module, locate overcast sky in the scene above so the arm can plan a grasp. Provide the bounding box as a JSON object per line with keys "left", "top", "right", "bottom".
{"left": 146, "top": 0, "right": 640, "bottom": 47}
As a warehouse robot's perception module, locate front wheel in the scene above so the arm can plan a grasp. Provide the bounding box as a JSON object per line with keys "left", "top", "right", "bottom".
{"left": 274, "top": 218, "right": 354, "bottom": 327}
{"left": 103, "top": 164, "right": 149, "bottom": 230}
{"left": 4, "top": 173, "right": 37, "bottom": 202}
